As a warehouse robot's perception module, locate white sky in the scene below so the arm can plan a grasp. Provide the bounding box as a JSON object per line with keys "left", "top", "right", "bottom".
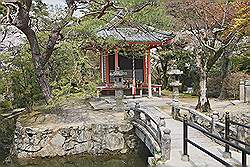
{"left": 42, "top": 0, "right": 66, "bottom": 6}
{"left": 41, "top": 0, "right": 82, "bottom": 17}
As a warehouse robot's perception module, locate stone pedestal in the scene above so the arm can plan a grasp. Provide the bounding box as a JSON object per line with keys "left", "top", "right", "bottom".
{"left": 240, "top": 79, "right": 245, "bottom": 102}
{"left": 167, "top": 64, "right": 183, "bottom": 119}
{"left": 160, "top": 128, "right": 171, "bottom": 161}
{"left": 211, "top": 111, "right": 219, "bottom": 134}
{"left": 222, "top": 151, "right": 232, "bottom": 159}
{"left": 111, "top": 68, "right": 127, "bottom": 112}
{"left": 245, "top": 80, "right": 250, "bottom": 102}
{"left": 240, "top": 80, "right": 250, "bottom": 103}
{"left": 181, "top": 154, "right": 190, "bottom": 161}
{"left": 113, "top": 89, "right": 125, "bottom": 112}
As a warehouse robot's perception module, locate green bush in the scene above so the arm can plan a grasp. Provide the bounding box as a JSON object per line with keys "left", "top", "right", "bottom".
{"left": 222, "top": 72, "right": 250, "bottom": 99}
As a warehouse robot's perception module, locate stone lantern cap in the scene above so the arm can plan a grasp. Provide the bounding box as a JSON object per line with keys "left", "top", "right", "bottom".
{"left": 245, "top": 80, "right": 250, "bottom": 86}
{"left": 169, "top": 81, "right": 182, "bottom": 87}
{"left": 3, "top": 0, "right": 18, "bottom": 2}
{"left": 167, "top": 69, "right": 183, "bottom": 75}
{"left": 110, "top": 67, "right": 127, "bottom": 89}
{"left": 110, "top": 70, "right": 127, "bottom": 77}
{"left": 110, "top": 67, "right": 127, "bottom": 77}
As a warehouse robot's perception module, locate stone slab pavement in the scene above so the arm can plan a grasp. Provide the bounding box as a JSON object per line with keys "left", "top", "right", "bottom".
{"left": 158, "top": 112, "right": 250, "bottom": 167}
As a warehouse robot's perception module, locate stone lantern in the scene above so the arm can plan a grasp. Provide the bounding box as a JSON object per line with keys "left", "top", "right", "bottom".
{"left": 111, "top": 67, "right": 127, "bottom": 112}
{"left": 167, "top": 64, "right": 183, "bottom": 119}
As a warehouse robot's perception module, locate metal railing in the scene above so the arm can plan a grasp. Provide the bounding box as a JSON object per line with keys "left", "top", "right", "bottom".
{"left": 182, "top": 114, "right": 250, "bottom": 167}
{"left": 224, "top": 112, "right": 250, "bottom": 166}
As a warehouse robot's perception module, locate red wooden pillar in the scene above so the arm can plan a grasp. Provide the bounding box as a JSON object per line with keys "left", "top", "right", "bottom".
{"left": 147, "top": 47, "right": 152, "bottom": 97}
{"left": 105, "top": 48, "right": 110, "bottom": 83}
{"left": 132, "top": 55, "right": 136, "bottom": 97}
{"left": 143, "top": 51, "right": 147, "bottom": 84}
{"left": 99, "top": 48, "right": 103, "bottom": 82}
{"left": 115, "top": 47, "right": 119, "bottom": 70}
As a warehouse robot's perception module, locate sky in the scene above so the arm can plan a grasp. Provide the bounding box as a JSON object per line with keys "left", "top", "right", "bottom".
{"left": 41, "top": 0, "right": 81, "bottom": 17}
{"left": 42, "top": 0, "right": 66, "bottom": 6}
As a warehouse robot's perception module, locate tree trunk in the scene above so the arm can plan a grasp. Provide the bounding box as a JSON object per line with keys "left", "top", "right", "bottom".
{"left": 21, "top": 27, "right": 52, "bottom": 102}
{"left": 4, "top": 1, "right": 76, "bottom": 103}
{"left": 195, "top": 55, "right": 211, "bottom": 112}
{"left": 196, "top": 70, "right": 211, "bottom": 112}
{"left": 159, "top": 57, "right": 168, "bottom": 89}
{"left": 218, "top": 55, "right": 230, "bottom": 100}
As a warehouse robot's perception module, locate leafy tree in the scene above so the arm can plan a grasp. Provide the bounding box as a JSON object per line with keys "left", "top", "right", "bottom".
{"left": 0, "top": 0, "right": 158, "bottom": 103}
{"left": 165, "top": 0, "right": 248, "bottom": 112}
{"left": 153, "top": 44, "right": 196, "bottom": 90}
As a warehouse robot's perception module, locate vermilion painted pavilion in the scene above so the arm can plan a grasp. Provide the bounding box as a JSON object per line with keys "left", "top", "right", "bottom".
{"left": 97, "top": 27, "right": 175, "bottom": 97}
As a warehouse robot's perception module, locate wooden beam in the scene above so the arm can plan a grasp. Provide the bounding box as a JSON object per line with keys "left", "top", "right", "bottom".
{"left": 132, "top": 55, "right": 136, "bottom": 96}
{"left": 127, "top": 39, "right": 174, "bottom": 46}
{"left": 148, "top": 47, "right": 152, "bottom": 98}
{"left": 105, "top": 48, "right": 110, "bottom": 83}
{"left": 143, "top": 51, "right": 147, "bottom": 84}
{"left": 115, "top": 47, "right": 119, "bottom": 70}
{"left": 99, "top": 48, "right": 103, "bottom": 82}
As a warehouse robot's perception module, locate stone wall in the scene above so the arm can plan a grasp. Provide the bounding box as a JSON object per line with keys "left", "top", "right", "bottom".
{"left": 13, "top": 121, "right": 137, "bottom": 158}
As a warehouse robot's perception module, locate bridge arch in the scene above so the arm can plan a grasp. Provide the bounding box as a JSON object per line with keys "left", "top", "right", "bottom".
{"left": 126, "top": 103, "right": 171, "bottom": 165}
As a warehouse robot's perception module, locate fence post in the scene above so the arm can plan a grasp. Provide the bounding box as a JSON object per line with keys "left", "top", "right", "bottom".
{"left": 161, "top": 128, "right": 171, "bottom": 161}
{"left": 134, "top": 102, "right": 141, "bottom": 120}
{"left": 242, "top": 151, "right": 247, "bottom": 167}
{"left": 211, "top": 111, "right": 219, "bottom": 135}
{"left": 223, "top": 112, "right": 231, "bottom": 158}
{"left": 181, "top": 114, "right": 189, "bottom": 161}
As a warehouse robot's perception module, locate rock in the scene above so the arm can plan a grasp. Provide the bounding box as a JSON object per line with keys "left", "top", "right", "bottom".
{"left": 120, "top": 148, "right": 128, "bottom": 154}
{"left": 231, "top": 100, "right": 241, "bottom": 105}
{"left": 104, "top": 132, "right": 124, "bottom": 151}
{"left": 25, "top": 128, "right": 36, "bottom": 137}
{"left": 38, "top": 144, "right": 64, "bottom": 157}
{"left": 118, "top": 123, "right": 133, "bottom": 132}
{"left": 64, "top": 141, "right": 76, "bottom": 151}
{"left": 127, "top": 138, "right": 136, "bottom": 149}
{"left": 76, "top": 129, "right": 86, "bottom": 143}
{"left": 3, "top": 156, "right": 12, "bottom": 165}
{"left": 60, "top": 128, "right": 71, "bottom": 137}
{"left": 50, "top": 134, "right": 65, "bottom": 147}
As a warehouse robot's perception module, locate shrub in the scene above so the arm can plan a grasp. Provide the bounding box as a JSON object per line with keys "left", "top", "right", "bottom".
{"left": 207, "top": 76, "right": 222, "bottom": 98}
{"left": 223, "top": 72, "right": 250, "bottom": 99}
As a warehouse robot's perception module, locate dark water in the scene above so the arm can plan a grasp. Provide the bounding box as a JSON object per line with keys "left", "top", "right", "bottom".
{"left": 1, "top": 153, "right": 148, "bottom": 167}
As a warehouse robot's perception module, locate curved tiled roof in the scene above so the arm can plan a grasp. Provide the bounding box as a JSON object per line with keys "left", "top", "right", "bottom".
{"left": 97, "top": 26, "right": 175, "bottom": 44}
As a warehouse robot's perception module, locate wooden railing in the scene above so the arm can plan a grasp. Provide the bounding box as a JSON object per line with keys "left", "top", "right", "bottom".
{"left": 126, "top": 102, "right": 171, "bottom": 162}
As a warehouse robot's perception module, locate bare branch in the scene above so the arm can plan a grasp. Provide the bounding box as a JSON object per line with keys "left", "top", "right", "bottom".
{"left": 96, "top": 0, "right": 113, "bottom": 19}
{"left": 0, "top": 26, "right": 8, "bottom": 43}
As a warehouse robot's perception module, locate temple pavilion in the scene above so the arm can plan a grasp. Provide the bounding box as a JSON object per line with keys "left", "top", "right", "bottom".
{"left": 96, "top": 26, "right": 175, "bottom": 97}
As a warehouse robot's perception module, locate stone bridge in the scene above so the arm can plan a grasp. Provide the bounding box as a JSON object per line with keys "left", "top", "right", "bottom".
{"left": 126, "top": 103, "right": 171, "bottom": 166}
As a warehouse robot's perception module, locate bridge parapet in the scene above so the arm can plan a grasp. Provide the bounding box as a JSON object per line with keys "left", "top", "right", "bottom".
{"left": 126, "top": 103, "right": 171, "bottom": 165}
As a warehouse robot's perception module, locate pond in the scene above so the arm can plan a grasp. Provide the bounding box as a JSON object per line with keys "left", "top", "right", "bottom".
{"left": 1, "top": 153, "right": 148, "bottom": 167}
